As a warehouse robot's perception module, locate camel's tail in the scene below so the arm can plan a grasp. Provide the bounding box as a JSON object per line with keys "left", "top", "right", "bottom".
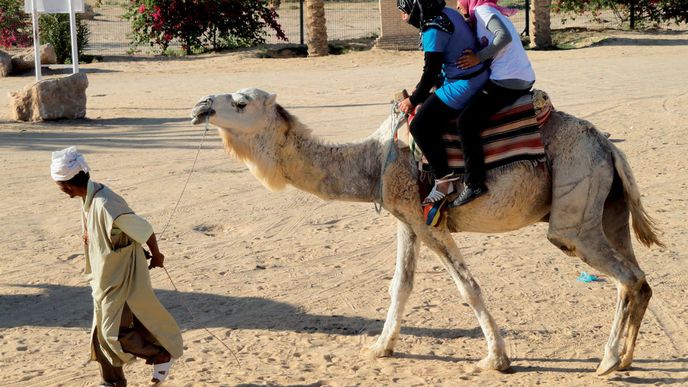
{"left": 610, "top": 145, "right": 665, "bottom": 248}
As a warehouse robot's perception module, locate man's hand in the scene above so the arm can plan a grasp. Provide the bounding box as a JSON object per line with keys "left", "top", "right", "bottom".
{"left": 148, "top": 252, "right": 165, "bottom": 269}
{"left": 398, "top": 97, "right": 415, "bottom": 114}
{"left": 457, "top": 49, "right": 481, "bottom": 69}
{"left": 145, "top": 232, "right": 164, "bottom": 269}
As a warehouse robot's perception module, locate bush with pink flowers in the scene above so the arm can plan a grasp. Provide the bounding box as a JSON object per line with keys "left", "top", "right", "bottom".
{"left": 0, "top": 0, "right": 32, "bottom": 48}
{"left": 125, "top": 0, "right": 286, "bottom": 54}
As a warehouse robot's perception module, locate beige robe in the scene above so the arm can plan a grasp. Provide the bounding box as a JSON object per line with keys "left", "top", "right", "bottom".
{"left": 82, "top": 180, "right": 183, "bottom": 367}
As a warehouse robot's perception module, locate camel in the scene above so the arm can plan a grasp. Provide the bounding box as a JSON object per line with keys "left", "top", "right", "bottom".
{"left": 190, "top": 87, "right": 663, "bottom": 376}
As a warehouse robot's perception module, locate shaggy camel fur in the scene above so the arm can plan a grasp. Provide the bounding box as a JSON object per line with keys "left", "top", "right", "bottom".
{"left": 191, "top": 88, "right": 663, "bottom": 375}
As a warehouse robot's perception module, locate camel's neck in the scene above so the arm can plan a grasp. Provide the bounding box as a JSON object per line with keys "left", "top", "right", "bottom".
{"left": 278, "top": 129, "right": 383, "bottom": 203}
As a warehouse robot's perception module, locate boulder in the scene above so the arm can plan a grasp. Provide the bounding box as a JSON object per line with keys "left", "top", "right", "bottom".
{"left": 11, "top": 44, "right": 58, "bottom": 72}
{"left": 9, "top": 73, "right": 88, "bottom": 121}
{"left": 0, "top": 50, "right": 12, "bottom": 77}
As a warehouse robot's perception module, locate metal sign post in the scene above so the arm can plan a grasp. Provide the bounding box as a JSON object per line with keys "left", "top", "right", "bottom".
{"left": 25, "top": 0, "right": 84, "bottom": 81}
{"left": 67, "top": 0, "right": 79, "bottom": 74}
{"left": 29, "top": 0, "right": 41, "bottom": 81}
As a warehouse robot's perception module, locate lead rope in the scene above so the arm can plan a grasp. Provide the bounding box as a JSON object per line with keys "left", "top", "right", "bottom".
{"left": 155, "top": 109, "right": 241, "bottom": 366}
{"left": 374, "top": 103, "right": 406, "bottom": 214}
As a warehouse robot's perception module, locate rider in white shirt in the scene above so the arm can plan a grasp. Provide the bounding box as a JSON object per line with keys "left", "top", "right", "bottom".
{"left": 452, "top": 0, "right": 536, "bottom": 206}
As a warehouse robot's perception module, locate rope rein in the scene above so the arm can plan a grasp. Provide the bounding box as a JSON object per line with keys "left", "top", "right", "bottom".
{"left": 156, "top": 111, "right": 241, "bottom": 366}
{"left": 158, "top": 117, "right": 208, "bottom": 237}
{"left": 374, "top": 103, "right": 406, "bottom": 214}
{"left": 162, "top": 101, "right": 401, "bottom": 363}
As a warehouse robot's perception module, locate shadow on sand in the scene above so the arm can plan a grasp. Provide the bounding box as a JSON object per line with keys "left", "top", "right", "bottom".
{"left": 0, "top": 283, "right": 479, "bottom": 340}
{"left": 398, "top": 353, "right": 688, "bottom": 383}
{"left": 3, "top": 283, "right": 685, "bottom": 381}
{"left": 0, "top": 118, "right": 219, "bottom": 152}
{"left": 593, "top": 37, "right": 688, "bottom": 47}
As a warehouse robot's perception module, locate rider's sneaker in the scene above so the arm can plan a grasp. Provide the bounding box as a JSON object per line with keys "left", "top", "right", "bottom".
{"left": 451, "top": 183, "right": 488, "bottom": 207}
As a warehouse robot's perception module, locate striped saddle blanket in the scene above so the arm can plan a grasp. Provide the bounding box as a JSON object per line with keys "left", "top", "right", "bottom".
{"left": 402, "top": 90, "right": 554, "bottom": 174}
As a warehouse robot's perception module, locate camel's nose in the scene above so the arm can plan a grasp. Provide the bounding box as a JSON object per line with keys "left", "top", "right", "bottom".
{"left": 191, "top": 96, "right": 215, "bottom": 125}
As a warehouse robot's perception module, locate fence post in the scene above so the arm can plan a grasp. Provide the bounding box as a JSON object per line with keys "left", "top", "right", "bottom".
{"left": 523, "top": 0, "right": 530, "bottom": 36}
{"left": 630, "top": 0, "right": 635, "bottom": 29}
{"left": 300, "top": 0, "right": 305, "bottom": 45}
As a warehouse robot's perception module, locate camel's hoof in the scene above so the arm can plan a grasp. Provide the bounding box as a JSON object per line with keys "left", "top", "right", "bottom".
{"left": 362, "top": 343, "right": 393, "bottom": 358}
{"left": 596, "top": 355, "right": 621, "bottom": 376}
{"left": 477, "top": 353, "right": 511, "bottom": 372}
{"left": 617, "top": 356, "right": 633, "bottom": 371}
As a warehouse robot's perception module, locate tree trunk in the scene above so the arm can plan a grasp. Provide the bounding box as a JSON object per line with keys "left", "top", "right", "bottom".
{"left": 306, "top": 0, "right": 328, "bottom": 57}
{"left": 529, "top": 0, "right": 553, "bottom": 49}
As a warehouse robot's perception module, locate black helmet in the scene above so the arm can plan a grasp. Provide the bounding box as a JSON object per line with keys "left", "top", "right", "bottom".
{"left": 397, "top": 0, "right": 446, "bottom": 29}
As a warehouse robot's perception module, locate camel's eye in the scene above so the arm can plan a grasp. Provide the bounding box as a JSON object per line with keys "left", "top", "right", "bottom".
{"left": 232, "top": 100, "right": 247, "bottom": 110}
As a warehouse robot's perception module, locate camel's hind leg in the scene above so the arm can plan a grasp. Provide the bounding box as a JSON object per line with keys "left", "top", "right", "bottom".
{"left": 567, "top": 231, "right": 647, "bottom": 376}
{"left": 367, "top": 221, "right": 419, "bottom": 357}
{"left": 415, "top": 225, "right": 509, "bottom": 371}
{"left": 602, "top": 192, "right": 652, "bottom": 370}
{"left": 619, "top": 280, "right": 652, "bottom": 370}
{"left": 548, "top": 154, "right": 647, "bottom": 376}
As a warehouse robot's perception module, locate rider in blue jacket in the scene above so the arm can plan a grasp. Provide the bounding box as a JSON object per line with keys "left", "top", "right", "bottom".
{"left": 397, "top": 0, "right": 489, "bottom": 205}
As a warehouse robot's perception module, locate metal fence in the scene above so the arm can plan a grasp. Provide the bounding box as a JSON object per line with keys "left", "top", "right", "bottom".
{"left": 82, "top": 0, "right": 382, "bottom": 56}
{"left": 265, "top": 0, "right": 380, "bottom": 45}
{"left": 81, "top": 1, "right": 631, "bottom": 57}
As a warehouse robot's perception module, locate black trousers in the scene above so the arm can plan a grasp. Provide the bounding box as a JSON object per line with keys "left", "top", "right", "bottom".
{"left": 409, "top": 93, "right": 461, "bottom": 178}
{"left": 457, "top": 81, "right": 531, "bottom": 186}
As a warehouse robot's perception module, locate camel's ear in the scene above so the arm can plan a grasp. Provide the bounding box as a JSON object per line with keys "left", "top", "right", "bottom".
{"left": 265, "top": 93, "right": 277, "bottom": 106}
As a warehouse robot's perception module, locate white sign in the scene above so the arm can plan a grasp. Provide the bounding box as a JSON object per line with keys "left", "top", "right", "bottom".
{"left": 25, "top": 0, "right": 82, "bottom": 81}
{"left": 24, "top": 0, "right": 84, "bottom": 14}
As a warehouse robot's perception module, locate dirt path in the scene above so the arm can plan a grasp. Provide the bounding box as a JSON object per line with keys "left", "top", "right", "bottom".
{"left": 1, "top": 30, "right": 687, "bottom": 386}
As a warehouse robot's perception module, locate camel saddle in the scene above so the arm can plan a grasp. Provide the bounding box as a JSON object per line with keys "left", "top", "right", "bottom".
{"left": 396, "top": 89, "right": 554, "bottom": 175}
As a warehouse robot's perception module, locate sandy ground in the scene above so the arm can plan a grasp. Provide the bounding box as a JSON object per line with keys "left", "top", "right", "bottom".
{"left": 1, "top": 30, "right": 687, "bottom": 386}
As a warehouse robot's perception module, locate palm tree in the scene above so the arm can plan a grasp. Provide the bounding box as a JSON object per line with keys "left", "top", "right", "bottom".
{"left": 306, "top": 0, "right": 329, "bottom": 56}
{"left": 529, "top": 0, "right": 553, "bottom": 49}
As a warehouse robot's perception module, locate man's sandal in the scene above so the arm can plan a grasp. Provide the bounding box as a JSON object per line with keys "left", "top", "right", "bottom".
{"left": 151, "top": 359, "right": 174, "bottom": 384}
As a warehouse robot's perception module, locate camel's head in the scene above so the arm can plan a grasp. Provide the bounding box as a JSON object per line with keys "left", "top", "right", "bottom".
{"left": 191, "top": 88, "right": 277, "bottom": 133}
{"left": 191, "top": 88, "right": 296, "bottom": 191}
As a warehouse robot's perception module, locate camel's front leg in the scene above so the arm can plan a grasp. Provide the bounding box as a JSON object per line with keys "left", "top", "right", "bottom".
{"left": 366, "top": 221, "right": 419, "bottom": 357}
{"left": 417, "top": 226, "right": 510, "bottom": 371}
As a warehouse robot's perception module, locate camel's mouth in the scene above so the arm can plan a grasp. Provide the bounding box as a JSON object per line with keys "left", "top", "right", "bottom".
{"left": 191, "top": 99, "right": 215, "bottom": 125}
{"left": 190, "top": 110, "right": 214, "bottom": 125}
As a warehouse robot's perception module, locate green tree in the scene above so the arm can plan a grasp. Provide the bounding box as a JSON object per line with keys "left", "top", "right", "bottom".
{"left": 39, "top": 14, "right": 90, "bottom": 63}
{"left": 553, "top": 0, "right": 688, "bottom": 27}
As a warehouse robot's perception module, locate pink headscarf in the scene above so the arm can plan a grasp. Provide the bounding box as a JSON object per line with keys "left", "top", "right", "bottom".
{"left": 457, "top": 0, "right": 517, "bottom": 25}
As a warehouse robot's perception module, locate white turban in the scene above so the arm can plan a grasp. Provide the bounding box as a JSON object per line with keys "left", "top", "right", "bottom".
{"left": 51, "top": 146, "right": 90, "bottom": 181}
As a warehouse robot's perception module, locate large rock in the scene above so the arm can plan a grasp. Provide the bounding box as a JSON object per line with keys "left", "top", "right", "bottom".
{"left": 0, "top": 50, "right": 12, "bottom": 77}
{"left": 9, "top": 73, "right": 88, "bottom": 121}
{"left": 11, "top": 44, "right": 58, "bottom": 73}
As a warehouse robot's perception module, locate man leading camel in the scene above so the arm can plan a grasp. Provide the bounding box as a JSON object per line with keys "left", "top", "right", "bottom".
{"left": 51, "top": 146, "right": 182, "bottom": 386}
